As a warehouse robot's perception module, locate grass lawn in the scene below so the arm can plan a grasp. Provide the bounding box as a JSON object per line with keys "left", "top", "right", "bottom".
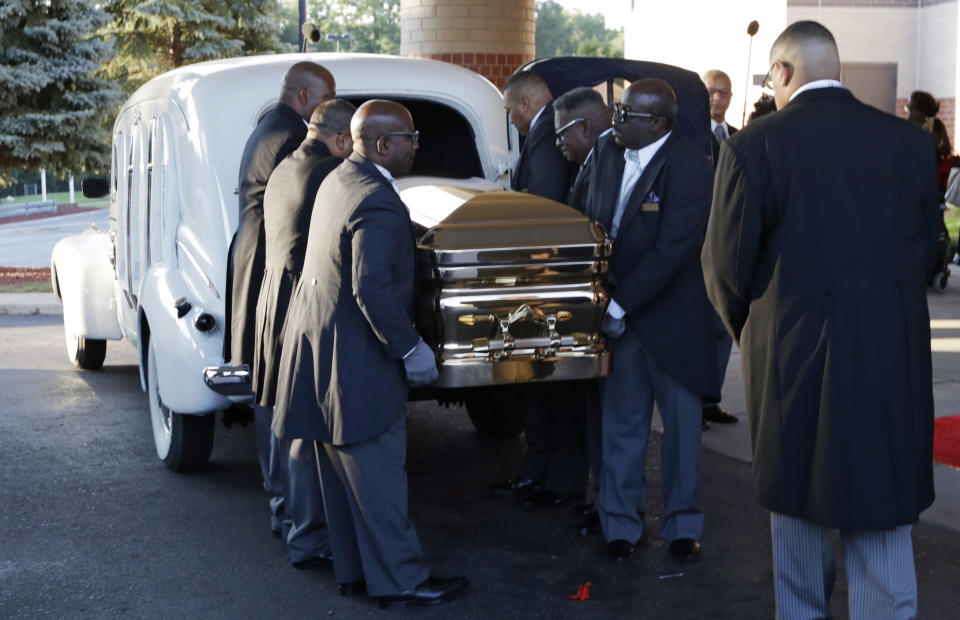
{"left": 0, "top": 281, "right": 53, "bottom": 294}
{"left": 1, "top": 191, "right": 107, "bottom": 208}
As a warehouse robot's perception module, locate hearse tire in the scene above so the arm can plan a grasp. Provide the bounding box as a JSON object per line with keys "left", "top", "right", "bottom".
{"left": 465, "top": 390, "right": 525, "bottom": 438}
{"left": 66, "top": 328, "right": 106, "bottom": 370}
{"left": 147, "top": 337, "right": 215, "bottom": 472}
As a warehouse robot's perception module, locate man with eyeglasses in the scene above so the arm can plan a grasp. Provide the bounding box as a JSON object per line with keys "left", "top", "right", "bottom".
{"left": 699, "top": 69, "right": 741, "bottom": 431}
{"left": 584, "top": 79, "right": 719, "bottom": 563}
{"left": 703, "top": 21, "right": 936, "bottom": 618}
{"left": 255, "top": 98, "right": 355, "bottom": 570}
{"left": 547, "top": 86, "right": 612, "bottom": 533}
{"left": 491, "top": 70, "right": 581, "bottom": 510}
{"left": 272, "top": 100, "right": 467, "bottom": 607}
{"left": 702, "top": 70, "right": 738, "bottom": 169}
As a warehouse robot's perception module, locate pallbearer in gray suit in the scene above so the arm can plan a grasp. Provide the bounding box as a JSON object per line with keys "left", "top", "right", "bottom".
{"left": 272, "top": 100, "right": 468, "bottom": 608}
{"left": 256, "top": 99, "right": 356, "bottom": 568}
{"left": 703, "top": 22, "right": 936, "bottom": 619}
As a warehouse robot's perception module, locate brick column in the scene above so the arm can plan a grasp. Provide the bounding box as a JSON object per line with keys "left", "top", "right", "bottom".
{"left": 400, "top": 0, "right": 535, "bottom": 89}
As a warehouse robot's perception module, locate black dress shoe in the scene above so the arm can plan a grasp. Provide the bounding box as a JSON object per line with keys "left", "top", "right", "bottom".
{"left": 575, "top": 507, "right": 601, "bottom": 535}
{"left": 606, "top": 539, "right": 635, "bottom": 561}
{"left": 668, "top": 538, "right": 702, "bottom": 561}
{"left": 525, "top": 489, "right": 584, "bottom": 509}
{"left": 291, "top": 554, "right": 334, "bottom": 570}
{"left": 337, "top": 580, "right": 366, "bottom": 596}
{"left": 701, "top": 416, "right": 710, "bottom": 430}
{"left": 703, "top": 404, "right": 738, "bottom": 424}
{"left": 378, "top": 576, "right": 468, "bottom": 608}
{"left": 489, "top": 477, "right": 540, "bottom": 496}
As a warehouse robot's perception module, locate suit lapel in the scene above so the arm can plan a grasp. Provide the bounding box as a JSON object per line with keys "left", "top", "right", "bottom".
{"left": 616, "top": 137, "right": 672, "bottom": 236}
{"left": 593, "top": 140, "right": 626, "bottom": 227}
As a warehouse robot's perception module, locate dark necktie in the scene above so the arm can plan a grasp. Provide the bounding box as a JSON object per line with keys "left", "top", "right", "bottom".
{"left": 713, "top": 124, "right": 727, "bottom": 143}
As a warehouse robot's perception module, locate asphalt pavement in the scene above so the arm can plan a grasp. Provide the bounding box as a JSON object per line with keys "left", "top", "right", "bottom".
{"left": 2, "top": 311, "right": 960, "bottom": 618}
{"left": 0, "top": 207, "right": 109, "bottom": 267}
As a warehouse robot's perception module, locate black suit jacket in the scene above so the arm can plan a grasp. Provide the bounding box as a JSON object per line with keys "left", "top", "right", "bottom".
{"left": 709, "top": 122, "right": 738, "bottom": 167}
{"left": 511, "top": 101, "right": 574, "bottom": 202}
{"left": 585, "top": 132, "right": 719, "bottom": 400}
{"left": 567, "top": 150, "right": 595, "bottom": 214}
{"left": 273, "top": 153, "right": 420, "bottom": 446}
{"left": 702, "top": 87, "right": 938, "bottom": 529}
{"left": 253, "top": 138, "right": 341, "bottom": 407}
{"left": 225, "top": 103, "right": 306, "bottom": 366}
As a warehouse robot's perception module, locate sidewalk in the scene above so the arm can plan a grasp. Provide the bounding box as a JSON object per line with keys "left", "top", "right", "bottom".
{"left": 0, "top": 292, "right": 60, "bottom": 316}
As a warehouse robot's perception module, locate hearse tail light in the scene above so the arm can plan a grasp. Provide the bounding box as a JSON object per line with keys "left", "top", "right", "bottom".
{"left": 194, "top": 313, "right": 215, "bottom": 332}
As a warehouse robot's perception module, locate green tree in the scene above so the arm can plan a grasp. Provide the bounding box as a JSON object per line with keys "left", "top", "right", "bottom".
{"left": 535, "top": 0, "right": 623, "bottom": 59}
{"left": 0, "top": 0, "right": 123, "bottom": 185}
{"left": 278, "top": 0, "right": 400, "bottom": 55}
{"left": 101, "top": 0, "right": 287, "bottom": 96}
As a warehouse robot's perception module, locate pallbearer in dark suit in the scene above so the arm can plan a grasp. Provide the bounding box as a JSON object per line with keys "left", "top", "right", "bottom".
{"left": 584, "top": 79, "right": 719, "bottom": 562}
{"left": 703, "top": 22, "right": 936, "bottom": 618}
{"left": 227, "top": 62, "right": 336, "bottom": 535}
{"left": 492, "top": 70, "right": 583, "bottom": 507}
{"left": 552, "top": 87, "right": 612, "bottom": 533}
{"left": 701, "top": 69, "right": 739, "bottom": 428}
{"left": 272, "top": 100, "right": 467, "bottom": 607}
{"left": 256, "top": 99, "right": 356, "bottom": 568}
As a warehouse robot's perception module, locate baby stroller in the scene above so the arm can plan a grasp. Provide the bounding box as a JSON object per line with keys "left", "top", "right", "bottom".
{"left": 929, "top": 213, "right": 950, "bottom": 293}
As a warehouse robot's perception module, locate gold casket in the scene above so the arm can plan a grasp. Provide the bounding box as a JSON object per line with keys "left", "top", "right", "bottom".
{"left": 411, "top": 187, "right": 611, "bottom": 389}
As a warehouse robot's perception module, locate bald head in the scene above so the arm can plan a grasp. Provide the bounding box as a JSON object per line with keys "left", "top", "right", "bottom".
{"left": 280, "top": 62, "right": 336, "bottom": 120}
{"left": 768, "top": 21, "right": 840, "bottom": 109}
{"left": 613, "top": 79, "right": 676, "bottom": 150}
{"left": 352, "top": 100, "right": 418, "bottom": 176}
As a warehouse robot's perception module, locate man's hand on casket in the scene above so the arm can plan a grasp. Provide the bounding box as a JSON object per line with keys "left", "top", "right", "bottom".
{"left": 601, "top": 300, "right": 626, "bottom": 339}
{"left": 403, "top": 338, "right": 439, "bottom": 385}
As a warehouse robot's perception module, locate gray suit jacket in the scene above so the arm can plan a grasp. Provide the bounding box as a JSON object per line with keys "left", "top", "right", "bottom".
{"left": 273, "top": 153, "right": 420, "bottom": 446}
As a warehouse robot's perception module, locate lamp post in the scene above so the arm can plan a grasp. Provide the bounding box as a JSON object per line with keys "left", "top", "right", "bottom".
{"left": 327, "top": 32, "right": 352, "bottom": 52}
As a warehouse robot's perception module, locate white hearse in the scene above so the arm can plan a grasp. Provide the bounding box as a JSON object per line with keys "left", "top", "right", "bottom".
{"left": 52, "top": 53, "right": 612, "bottom": 472}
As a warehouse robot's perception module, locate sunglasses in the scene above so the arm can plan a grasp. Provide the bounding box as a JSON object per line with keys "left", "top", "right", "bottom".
{"left": 612, "top": 103, "right": 663, "bottom": 124}
{"left": 554, "top": 117, "right": 589, "bottom": 142}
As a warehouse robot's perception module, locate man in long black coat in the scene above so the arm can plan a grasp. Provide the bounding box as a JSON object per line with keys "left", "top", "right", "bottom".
{"left": 226, "top": 61, "right": 335, "bottom": 536}
{"left": 493, "top": 70, "right": 584, "bottom": 508}
{"left": 272, "top": 100, "right": 467, "bottom": 607}
{"left": 702, "top": 21, "right": 937, "bottom": 617}
{"left": 585, "top": 79, "right": 719, "bottom": 562}
{"left": 254, "top": 99, "right": 355, "bottom": 568}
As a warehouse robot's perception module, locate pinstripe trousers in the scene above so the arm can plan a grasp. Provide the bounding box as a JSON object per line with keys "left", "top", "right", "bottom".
{"left": 313, "top": 416, "right": 430, "bottom": 596}
{"left": 770, "top": 512, "right": 917, "bottom": 620}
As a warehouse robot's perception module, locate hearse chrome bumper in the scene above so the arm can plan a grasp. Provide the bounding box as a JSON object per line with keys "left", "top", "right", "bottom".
{"left": 202, "top": 364, "right": 252, "bottom": 398}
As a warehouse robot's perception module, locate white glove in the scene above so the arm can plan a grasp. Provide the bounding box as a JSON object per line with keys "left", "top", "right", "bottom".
{"left": 403, "top": 337, "right": 439, "bottom": 386}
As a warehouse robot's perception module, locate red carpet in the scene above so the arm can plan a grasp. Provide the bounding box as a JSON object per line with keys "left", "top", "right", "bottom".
{"left": 934, "top": 415, "right": 960, "bottom": 469}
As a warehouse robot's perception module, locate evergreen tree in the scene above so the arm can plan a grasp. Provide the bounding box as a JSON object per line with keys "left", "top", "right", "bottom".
{"left": 0, "top": 0, "right": 123, "bottom": 185}
{"left": 535, "top": 1, "right": 623, "bottom": 59}
{"left": 101, "top": 0, "right": 287, "bottom": 96}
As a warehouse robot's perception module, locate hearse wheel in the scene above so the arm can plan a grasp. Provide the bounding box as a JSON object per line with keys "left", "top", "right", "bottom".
{"left": 933, "top": 270, "right": 949, "bottom": 293}
{"left": 464, "top": 387, "right": 525, "bottom": 438}
{"left": 65, "top": 325, "right": 107, "bottom": 370}
{"left": 147, "top": 337, "right": 214, "bottom": 472}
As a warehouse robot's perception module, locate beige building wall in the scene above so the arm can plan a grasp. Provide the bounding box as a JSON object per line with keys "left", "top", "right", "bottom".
{"left": 624, "top": 0, "right": 788, "bottom": 129}
{"left": 400, "top": 0, "right": 536, "bottom": 89}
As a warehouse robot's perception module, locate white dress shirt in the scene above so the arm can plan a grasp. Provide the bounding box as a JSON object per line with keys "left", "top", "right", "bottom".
{"left": 607, "top": 131, "right": 672, "bottom": 319}
{"left": 790, "top": 79, "right": 843, "bottom": 102}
